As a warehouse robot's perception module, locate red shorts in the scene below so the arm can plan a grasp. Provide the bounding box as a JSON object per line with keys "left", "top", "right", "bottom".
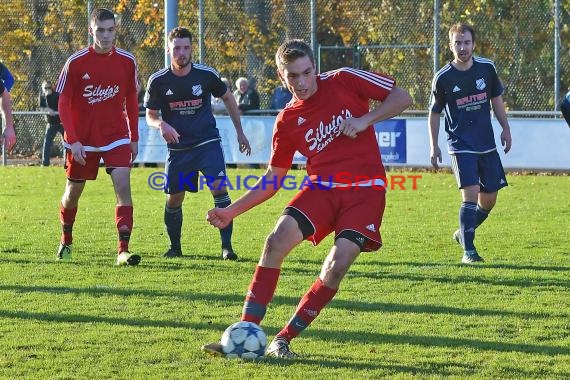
{"left": 65, "top": 144, "right": 132, "bottom": 180}
{"left": 287, "top": 186, "right": 386, "bottom": 251}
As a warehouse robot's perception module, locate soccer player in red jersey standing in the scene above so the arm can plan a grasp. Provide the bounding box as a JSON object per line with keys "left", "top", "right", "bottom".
{"left": 55, "top": 8, "right": 141, "bottom": 266}
{"left": 203, "top": 39, "right": 412, "bottom": 358}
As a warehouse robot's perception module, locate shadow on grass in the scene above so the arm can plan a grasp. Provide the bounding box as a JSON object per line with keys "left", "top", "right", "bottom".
{"left": 264, "top": 355, "right": 568, "bottom": 379}
{"left": 0, "top": 284, "right": 566, "bottom": 321}
{"left": 260, "top": 355, "right": 479, "bottom": 377}
{"left": 307, "top": 327, "right": 570, "bottom": 356}
{"left": 344, "top": 268, "right": 570, "bottom": 290}
{"left": 1, "top": 308, "right": 569, "bottom": 365}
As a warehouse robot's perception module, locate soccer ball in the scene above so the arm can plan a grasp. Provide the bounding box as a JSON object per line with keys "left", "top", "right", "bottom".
{"left": 220, "top": 321, "right": 267, "bottom": 359}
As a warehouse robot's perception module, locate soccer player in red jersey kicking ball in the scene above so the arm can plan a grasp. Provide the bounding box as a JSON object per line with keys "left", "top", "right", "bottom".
{"left": 203, "top": 39, "right": 412, "bottom": 358}
{"left": 55, "top": 8, "right": 141, "bottom": 266}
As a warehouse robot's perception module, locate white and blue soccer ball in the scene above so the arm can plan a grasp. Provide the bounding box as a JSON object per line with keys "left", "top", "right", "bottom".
{"left": 221, "top": 321, "right": 267, "bottom": 359}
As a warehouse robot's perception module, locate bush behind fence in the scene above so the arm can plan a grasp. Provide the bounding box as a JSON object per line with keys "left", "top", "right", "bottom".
{"left": 2, "top": 0, "right": 570, "bottom": 157}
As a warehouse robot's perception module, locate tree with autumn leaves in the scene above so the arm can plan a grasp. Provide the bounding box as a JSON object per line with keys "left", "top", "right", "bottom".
{"left": 1, "top": 0, "right": 570, "bottom": 112}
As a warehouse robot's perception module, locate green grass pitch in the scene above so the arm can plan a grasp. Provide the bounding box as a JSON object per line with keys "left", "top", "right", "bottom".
{"left": 0, "top": 166, "right": 569, "bottom": 379}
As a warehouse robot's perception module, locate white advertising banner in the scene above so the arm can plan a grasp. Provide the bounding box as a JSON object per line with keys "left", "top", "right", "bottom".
{"left": 136, "top": 116, "right": 570, "bottom": 171}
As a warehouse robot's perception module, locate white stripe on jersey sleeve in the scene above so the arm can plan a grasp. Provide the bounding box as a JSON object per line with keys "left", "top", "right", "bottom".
{"left": 431, "top": 63, "right": 452, "bottom": 91}
{"left": 56, "top": 48, "right": 89, "bottom": 93}
{"left": 193, "top": 63, "right": 220, "bottom": 77}
{"left": 115, "top": 48, "right": 139, "bottom": 90}
{"left": 147, "top": 68, "right": 170, "bottom": 86}
{"left": 115, "top": 47, "right": 136, "bottom": 60}
{"left": 319, "top": 67, "right": 394, "bottom": 90}
{"left": 474, "top": 56, "right": 497, "bottom": 70}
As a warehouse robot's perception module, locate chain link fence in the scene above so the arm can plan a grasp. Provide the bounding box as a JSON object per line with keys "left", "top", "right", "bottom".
{"left": 2, "top": 0, "right": 569, "bottom": 160}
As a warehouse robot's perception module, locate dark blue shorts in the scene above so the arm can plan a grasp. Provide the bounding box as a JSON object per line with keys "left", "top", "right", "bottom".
{"left": 450, "top": 150, "right": 508, "bottom": 193}
{"left": 164, "top": 141, "right": 227, "bottom": 194}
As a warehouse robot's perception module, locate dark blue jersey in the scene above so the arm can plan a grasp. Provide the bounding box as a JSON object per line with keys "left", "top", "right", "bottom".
{"left": 430, "top": 56, "right": 504, "bottom": 154}
{"left": 144, "top": 63, "right": 227, "bottom": 150}
{"left": 0, "top": 62, "right": 14, "bottom": 91}
{"left": 560, "top": 91, "right": 570, "bottom": 127}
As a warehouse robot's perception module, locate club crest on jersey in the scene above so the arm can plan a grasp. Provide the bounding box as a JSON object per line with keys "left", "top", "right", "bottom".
{"left": 192, "top": 85, "right": 203, "bottom": 96}
{"left": 476, "top": 78, "right": 486, "bottom": 90}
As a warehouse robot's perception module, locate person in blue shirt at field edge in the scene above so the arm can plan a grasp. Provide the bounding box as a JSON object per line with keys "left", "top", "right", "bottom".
{"left": 0, "top": 62, "right": 15, "bottom": 91}
{"left": 0, "top": 79, "right": 16, "bottom": 151}
{"left": 429, "top": 22, "right": 512, "bottom": 264}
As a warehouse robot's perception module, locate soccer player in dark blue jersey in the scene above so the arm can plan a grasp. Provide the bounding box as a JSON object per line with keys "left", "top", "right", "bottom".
{"left": 429, "top": 22, "right": 512, "bottom": 264}
{"left": 145, "top": 27, "right": 251, "bottom": 260}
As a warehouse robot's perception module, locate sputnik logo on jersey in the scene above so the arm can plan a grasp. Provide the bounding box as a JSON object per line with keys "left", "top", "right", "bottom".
{"left": 83, "top": 84, "right": 120, "bottom": 104}
{"left": 305, "top": 108, "right": 352, "bottom": 152}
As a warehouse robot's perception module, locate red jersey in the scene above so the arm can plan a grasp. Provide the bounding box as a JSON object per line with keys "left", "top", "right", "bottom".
{"left": 270, "top": 68, "right": 395, "bottom": 183}
{"left": 56, "top": 46, "right": 139, "bottom": 150}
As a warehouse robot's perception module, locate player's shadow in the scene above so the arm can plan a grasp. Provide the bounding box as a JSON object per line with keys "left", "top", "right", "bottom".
{"left": 261, "top": 354, "right": 480, "bottom": 377}
{"left": 281, "top": 259, "right": 570, "bottom": 290}
{"left": 1, "top": 306, "right": 568, "bottom": 376}
{"left": 262, "top": 353, "right": 564, "bottom": 378}
{"left": 301, "top": 326, "right": 570, "bottom": 357}
{"left": 0, "top": 284, "right": 563, "bottom": 322}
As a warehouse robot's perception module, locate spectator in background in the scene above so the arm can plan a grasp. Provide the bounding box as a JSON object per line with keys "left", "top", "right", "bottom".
{"left": 39, "top": 80, "right": 64, "bottom": 166}
{"left": 270, "top": 83, "right": 292, "bottom": 110}
{"left": 0, "top": 62, "right": 15, "bottom": 91}
{"left": 212, "top": 77, "right": 231, "bottom": 115}
{"left": 138, "top": 88, "right": 146, "bottom": 114}
{"left": 233, "top": 77, "right": 260, "bottom": 114}
{"left": 0, "top": 79, "right": 16, "bottom": 151}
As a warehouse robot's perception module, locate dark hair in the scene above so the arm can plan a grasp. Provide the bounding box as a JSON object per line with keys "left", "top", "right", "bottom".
{"left": 449, "top": 22, "right": 476, "bottom": 44}
{"left": 168, "top": 27, "right": 193, "bottom": 43}
{"left": 275, "top": 39, "right": 315, "bottom": 70}
{"left": 90, "top": 8, "right": 115, "bottom": 25}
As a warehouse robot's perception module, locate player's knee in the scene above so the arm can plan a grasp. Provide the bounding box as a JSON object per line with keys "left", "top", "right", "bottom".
{"left": 320, "top": 264, "right": 347, "bottom": 288}
{"left": 264, "top": 231, "right": 286, "bottom": 253}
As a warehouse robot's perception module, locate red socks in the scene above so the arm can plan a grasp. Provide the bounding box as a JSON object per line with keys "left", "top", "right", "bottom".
{"left": 115, "top": 205, "right": 133, "bottom": 253}
{"left": 277, "top": 277, "right": 338, "bottom": 342}
{"left": 59, "top": 205, "right": 77, "bottom": 245}
{"left": 241, "top": 266, "right": 281, "bottom": 325}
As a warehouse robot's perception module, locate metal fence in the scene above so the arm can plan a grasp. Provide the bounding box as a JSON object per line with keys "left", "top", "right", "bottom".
{"left": 2, "top": 0, "right": 569, "bottom": 159}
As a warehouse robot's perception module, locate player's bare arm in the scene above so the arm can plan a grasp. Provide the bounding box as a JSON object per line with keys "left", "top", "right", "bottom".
{"left": 145, "top": 108, "right": 180, "bottom": 144}
{"left": 428, "top": 111, "right": 442, "bottom": 169}
{"left": 221, "top": 89, "right": 252, "bottom": 155}
{"left": 0, "top": 90, "right": 16, "bottom": 151}
{"left": 207, "top": 165, "right": 289, "bottom": 229}
{"left": 491, "top": 96, "right": 512, "bottom": 153}
{"left": 339, "top": 86, "right": 412, "bottom": 138}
